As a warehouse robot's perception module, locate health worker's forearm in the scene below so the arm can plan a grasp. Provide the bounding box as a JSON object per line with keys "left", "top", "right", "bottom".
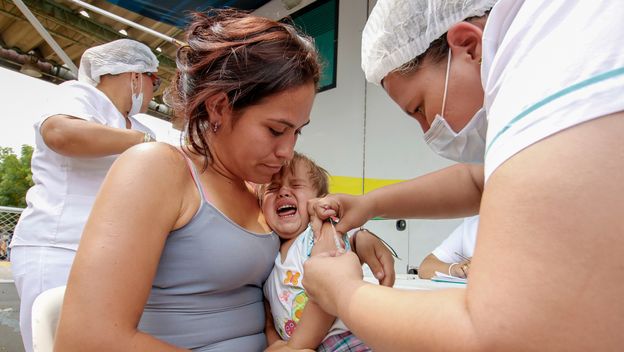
{"left": 41, "top": 115, "right": 146, "bottom": 157}
{"left": 365, "top": 163, "right": 483, "bottom": 220}
{"left": 418, "top": 254, "right": 450, "bottom": 279}
{"left": 335, "top": 282, "right": 480, "bottom": 352}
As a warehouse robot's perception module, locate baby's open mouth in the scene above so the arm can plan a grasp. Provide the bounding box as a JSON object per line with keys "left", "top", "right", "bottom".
{"left": 277, "top": 204, "right": 297, "bottom": 217}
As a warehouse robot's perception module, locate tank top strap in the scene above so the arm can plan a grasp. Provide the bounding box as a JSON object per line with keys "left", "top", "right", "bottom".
{"left": 176, "top": 148, "right": 212, "bottom": 204}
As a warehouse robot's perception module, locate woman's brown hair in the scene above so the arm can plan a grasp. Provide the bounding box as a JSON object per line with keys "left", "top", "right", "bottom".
{"left": 167, "top": 9, "right": 321, "bottom": 165}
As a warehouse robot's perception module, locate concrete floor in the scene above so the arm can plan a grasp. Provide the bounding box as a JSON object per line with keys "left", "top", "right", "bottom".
{"left": 0, "top": 261, "right": 25, "bottom": 352}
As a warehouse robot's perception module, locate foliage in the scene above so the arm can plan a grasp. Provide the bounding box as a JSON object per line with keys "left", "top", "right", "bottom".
{"left": 0, "top": 145, "right": 34, "bottom": 207}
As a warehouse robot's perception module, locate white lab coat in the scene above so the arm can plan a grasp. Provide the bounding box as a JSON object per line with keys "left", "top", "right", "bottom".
{"left": 10, "top": 80, "right": 153, "bottom": 352}
{"left": 482, "top": 0, "right": 624, "bottom": 179}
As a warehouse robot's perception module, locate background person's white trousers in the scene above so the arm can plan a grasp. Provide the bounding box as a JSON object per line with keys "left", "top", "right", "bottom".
{"left": 10, "top": 246, "right": 75, "bottom": 352}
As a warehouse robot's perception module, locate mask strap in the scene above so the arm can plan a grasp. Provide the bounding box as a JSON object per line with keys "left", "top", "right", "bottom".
{"left": 130, "top": 73, "right": 143, "bottom": 96}
{"left": 441, "top": 49, "right": 452, "bottom": 115}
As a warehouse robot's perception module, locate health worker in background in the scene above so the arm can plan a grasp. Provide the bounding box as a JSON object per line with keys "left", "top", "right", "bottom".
{"left": 304, "top": 0, "right": 624, "bottom": 350}
{"left": 9, "top": 38, "right": 160, "bottom": 352}
{"left": 418, "top": 216, "right": 478, "bottom": 279}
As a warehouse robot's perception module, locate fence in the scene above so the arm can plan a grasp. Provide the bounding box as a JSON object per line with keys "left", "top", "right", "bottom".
{"left": 0, "top": 206, "right": 23, "bottom": 260}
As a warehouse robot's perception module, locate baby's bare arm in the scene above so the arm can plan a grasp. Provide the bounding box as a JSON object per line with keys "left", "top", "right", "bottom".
{"left": 286, "top": 222, "right": 342, "bottom": 349}
{"left": 310, "top": 221, "right": 344, "bottom": 256}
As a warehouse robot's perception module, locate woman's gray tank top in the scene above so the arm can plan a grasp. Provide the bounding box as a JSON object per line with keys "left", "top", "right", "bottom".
{"left": 138, "top": 154, "right": 279, "bottom": 351}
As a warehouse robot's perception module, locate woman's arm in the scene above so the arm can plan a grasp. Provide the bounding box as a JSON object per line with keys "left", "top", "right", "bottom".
{"left": 54, "top": 143, "right": 195, "bottom": 352}
{"left": 264, "top": 300, "right": 281, "bottom": 346}
{"left": 40, "top": 115, "right": 147, "bottom": 157}
{"left": 303, "top": 113, "right": 624, "bottom": 351}
{"left": 350, "top": 229, "right": 396, "bottom": 285}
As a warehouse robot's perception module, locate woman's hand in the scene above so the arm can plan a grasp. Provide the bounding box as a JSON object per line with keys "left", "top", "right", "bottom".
{"left": 351, "top": 229, "right": 395, "bottom": 286}
{"left": 302, "top": 251, "right": 365, "bottom": 316}
{"left": 264, "top": 340, "right": 314, "bottom": 352}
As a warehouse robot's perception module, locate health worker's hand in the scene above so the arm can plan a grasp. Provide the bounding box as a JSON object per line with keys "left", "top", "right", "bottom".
{"left": 302, "top": 251, "right": 364, "bottom": 317}
{"left": 307, "top": 194, "right": 374, "bottom": 239}
{"left": 450, "top": 259, "right": 471, "bottom": 278}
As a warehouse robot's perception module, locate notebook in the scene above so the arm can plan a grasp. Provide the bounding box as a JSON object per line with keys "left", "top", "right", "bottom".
{"left": 431, "top": 271, "right": 467, "bottom": 284}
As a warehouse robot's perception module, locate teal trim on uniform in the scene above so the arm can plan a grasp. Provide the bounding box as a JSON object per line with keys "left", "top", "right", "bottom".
{"left": 485, "top": 66, "right": 624, "bottom": 156}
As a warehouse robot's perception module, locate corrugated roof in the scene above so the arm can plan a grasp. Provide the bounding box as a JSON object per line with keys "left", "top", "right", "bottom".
{"left": 0, "top": 0, "right": 275, "bottom": 120}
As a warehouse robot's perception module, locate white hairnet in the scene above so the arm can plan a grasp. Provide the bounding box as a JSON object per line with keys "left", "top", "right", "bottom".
{"left": 78, "top": 39, "right": 159, "bottom": 86}
{"left": 362, "top": 0, "right": 497, "bottom": 85}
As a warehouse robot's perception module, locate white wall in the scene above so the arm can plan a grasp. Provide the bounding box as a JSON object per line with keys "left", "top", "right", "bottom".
{"left": 295, "top": 0, "right": 367, "bottom": 179}
{"left": 294, "top": 0, "right": 465, "bottom": 273}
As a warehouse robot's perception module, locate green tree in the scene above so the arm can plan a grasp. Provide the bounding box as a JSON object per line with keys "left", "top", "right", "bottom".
{"left": 0, "top": 145, "right": 34, "bottom": 207}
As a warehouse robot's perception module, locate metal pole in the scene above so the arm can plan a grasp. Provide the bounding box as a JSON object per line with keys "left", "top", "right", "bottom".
{"left": 12, "top": 0, "right": 79, "bottom": 75}
{"left": 69, "top": 0, "right": 186, "bottom": 47}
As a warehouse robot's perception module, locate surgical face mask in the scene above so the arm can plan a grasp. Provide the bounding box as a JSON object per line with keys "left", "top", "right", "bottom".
{"left": 423, "top": 50, "right": 487, "bottom": 163}
{"left": 128, "top": 74, "right": 143, "bottom": 117}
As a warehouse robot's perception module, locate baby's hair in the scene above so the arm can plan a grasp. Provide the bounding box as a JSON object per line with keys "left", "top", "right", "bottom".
{"left": 258, "top": 152, "right": 330, "bottom": 200}
{"left": 286, "top": 152, "right": 330, "bottom": 197}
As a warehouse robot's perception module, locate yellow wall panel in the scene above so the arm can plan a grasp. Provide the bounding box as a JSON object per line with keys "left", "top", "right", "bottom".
{"left": 329, "top": 176, "right": 404, "bottom": 195}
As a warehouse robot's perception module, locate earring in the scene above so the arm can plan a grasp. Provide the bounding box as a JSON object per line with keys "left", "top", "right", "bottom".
{"left": 212, "top": 123, "right": 220, "bottom": 133}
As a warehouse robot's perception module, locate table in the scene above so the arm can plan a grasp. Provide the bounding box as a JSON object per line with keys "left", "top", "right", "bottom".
{"left": 364, "top": 274, "right": 466, "bottom": 290}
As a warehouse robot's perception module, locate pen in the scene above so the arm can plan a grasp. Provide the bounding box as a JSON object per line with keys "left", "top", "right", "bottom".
{"left": 454, "top": 251, "right": 471, "bottom": 263}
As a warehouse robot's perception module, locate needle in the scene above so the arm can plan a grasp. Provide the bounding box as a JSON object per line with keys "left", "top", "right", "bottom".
{"left": 328, "top": 217, "right": 345, "bottom": 252}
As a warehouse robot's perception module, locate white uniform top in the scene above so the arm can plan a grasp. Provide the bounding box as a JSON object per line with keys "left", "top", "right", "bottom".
{"left": 10, "top": 80, "right": 153, "bottom": 251}
{"left": 482, "top": 0, "right": 624, "bottom": 180}
{"left": 264, "top": 226, "right": 349, "bottom": 341}
{"left": 432, "top": 216, "right": 479, "bottom": 264}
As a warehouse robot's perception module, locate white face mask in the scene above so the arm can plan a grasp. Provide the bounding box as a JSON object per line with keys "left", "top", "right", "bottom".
{"left": 128, "top": 74, "right": 143, "bottom": 117}
{"left": 423, "top": 50, "right": 487, "bottom": 163}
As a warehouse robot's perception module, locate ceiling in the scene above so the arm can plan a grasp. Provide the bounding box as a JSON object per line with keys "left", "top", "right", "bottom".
{"left": 0, "top": 0, "right": 285, "bottom": 120}
{"left": 106, "top": 0, "right": 273, "bottom": 27}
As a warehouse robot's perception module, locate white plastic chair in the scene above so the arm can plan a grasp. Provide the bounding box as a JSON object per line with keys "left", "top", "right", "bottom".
{"left": 31, "top": 285, "right": 66, "bottom": 352}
